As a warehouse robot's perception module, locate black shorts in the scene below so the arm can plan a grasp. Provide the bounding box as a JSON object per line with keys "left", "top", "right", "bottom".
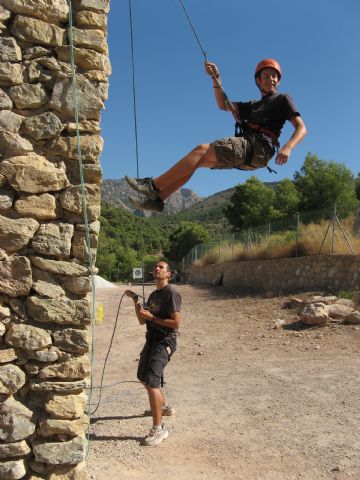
{"left": 137, "top": 340, "right": 169, "bottom": 388}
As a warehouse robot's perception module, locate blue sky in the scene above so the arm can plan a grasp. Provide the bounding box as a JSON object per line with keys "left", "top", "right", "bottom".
{"left": 100, "top": 0, "right": 360, "bottom": 198}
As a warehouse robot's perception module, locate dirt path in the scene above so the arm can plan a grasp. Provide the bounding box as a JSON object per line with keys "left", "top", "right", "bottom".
{"left": 87, "top": 285, "right": 360, "bottom": 480}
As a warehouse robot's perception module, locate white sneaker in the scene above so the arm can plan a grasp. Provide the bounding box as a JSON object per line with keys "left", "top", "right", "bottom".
{"left": 143, "top": 424, "right": 169, "bottom": 447}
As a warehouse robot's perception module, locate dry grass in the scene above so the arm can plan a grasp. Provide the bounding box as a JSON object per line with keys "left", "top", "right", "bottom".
{"left": 198, "top": 217, "right": 360, "bottom": 266}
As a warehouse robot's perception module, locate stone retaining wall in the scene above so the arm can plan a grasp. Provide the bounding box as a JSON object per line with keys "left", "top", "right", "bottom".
{"left": 189, "top": 255, "right": 360, "bottom": 293}
{"left": 0, "top": 1, "right": 110, "bottom": 479}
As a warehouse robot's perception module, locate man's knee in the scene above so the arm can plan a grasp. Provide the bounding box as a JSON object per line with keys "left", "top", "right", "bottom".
{"left": 143, "top": 375, "right": 162, "bottom": 388}
{"left": 192, "top": 143, "right": 210, "bottom": 157}
{"left": 145, "top": 385, "right": 160, "bottom": 393}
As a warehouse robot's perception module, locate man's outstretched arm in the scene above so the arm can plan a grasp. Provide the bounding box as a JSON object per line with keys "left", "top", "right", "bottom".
{"left": 276, "top": 116, "right": 307, "bottom": 165}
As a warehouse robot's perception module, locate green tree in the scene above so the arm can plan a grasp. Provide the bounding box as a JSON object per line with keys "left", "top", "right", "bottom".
{"left": 273, "top": 178, "right": 301, "bottom": 217}
{"left": 165, "top": 221, "right": 210, "bottom": 262}
{"left": 224, "top": 176, "right": 277, "bottom": 230}
{"left": 294, "top": 154, "right": 358, "bottom": 214}
{"left": 97, "top": 229, "right": 139, "bottom": 281}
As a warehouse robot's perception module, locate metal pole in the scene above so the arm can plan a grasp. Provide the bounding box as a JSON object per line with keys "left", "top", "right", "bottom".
{"left": 318, "top": 221, "right": 332, "bottom": 254}
{"left": 296, "top": 213, "right": 300, "bottom": 257}
{"left": 336, "top": 216, "right": 355, "bottom": 254}
{"left": 331, "top": 204, "right": 336, "bottom": 254}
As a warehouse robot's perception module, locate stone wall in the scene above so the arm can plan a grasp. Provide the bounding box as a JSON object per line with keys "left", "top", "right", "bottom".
{"left": 0, "top": 1, "right": 110, "bottom": 479}
{"left": 189, "top": 255, "right": 360, "bottom": 293}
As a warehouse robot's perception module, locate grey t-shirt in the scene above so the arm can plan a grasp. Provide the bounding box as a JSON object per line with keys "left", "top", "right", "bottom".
{"left": 146, "top": 284, "right": 181, "bottom": 344}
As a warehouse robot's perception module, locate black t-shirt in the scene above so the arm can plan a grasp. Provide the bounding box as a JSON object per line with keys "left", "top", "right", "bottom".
{"left": 146, "top": 284, "right": 181, "bottom": 343}
{"left": 235, "top": 93, "right": 300, "bottom": 137}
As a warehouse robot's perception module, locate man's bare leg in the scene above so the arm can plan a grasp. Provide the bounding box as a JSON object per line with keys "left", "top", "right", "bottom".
{"left": 157, "top": 174, "right": 192, "bottom": 201}
{"left": 146, "top": 386, "right": 163, "bottom": 426}
{"left": 154, "top": 144, "right": 217, "bottom": 199}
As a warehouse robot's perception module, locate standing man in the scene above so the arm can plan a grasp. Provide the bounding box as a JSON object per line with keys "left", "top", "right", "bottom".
{"left": 125, "top": 261, "right": 181, "bottom": 446}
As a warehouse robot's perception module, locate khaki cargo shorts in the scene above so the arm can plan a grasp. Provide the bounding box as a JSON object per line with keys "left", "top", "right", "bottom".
{"left": 212, "top": 135, "right": 275, "bottom": 170}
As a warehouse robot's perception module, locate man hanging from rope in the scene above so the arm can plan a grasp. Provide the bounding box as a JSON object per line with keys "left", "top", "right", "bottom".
{"left": 125, "top": 261, "right": 181, "bottom": 446}
{"left": 126, "top": 59, "right": 307, "bottom": 212}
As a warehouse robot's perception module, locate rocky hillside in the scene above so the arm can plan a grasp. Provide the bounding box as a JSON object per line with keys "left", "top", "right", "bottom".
{"left": 101, "top": 178, "right": 202, "bottom": 215}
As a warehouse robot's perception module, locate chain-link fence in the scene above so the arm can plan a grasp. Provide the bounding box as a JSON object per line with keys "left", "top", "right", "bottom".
{"left": 182, "top": 205, "right": 359, "bottom": 269}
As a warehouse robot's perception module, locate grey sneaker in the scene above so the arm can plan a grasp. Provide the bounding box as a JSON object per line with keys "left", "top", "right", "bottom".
{"left": 144, "top": 404, "right": 176, "bottom": 417}
{"left": 128, "top": 196, "right": 164, "bottom": 212}
{"left": 125, "top": 176, "right": 159, "bottom": 200}
{"left": 143, "top": 424, "right": 169, "bottom": 447}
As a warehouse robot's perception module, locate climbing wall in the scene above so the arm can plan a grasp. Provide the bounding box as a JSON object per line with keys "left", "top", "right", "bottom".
{"left": 0, "top": 1, "right": 110, "bottom": 478}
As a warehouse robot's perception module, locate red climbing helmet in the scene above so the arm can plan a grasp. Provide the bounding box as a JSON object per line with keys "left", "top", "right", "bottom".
{"left": 255, "top": 59, "right": 282, "bottom": 80}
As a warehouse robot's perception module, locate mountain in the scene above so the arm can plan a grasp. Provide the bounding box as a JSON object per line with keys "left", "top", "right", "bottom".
{"left": 100, "top": 179, "right": 202, "bottom": 216}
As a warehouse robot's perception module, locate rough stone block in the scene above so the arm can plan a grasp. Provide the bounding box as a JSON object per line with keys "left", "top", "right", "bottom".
{"left": 45, "top": 393, "right": 87, "bottom": 420}
{"left": 33, "top": 437, "right": 87, "bottom": 465}
{"left": 59, "top": 184, "right": 100, "bottom": 221}
{"left": 26, "top": 295, "right": 91, "bottom": 326}
{"left": 52, "top": 328, "right": 89, "bottom": 354}
{"left": 0, "top": 459, "right": 26, "bottom": 480}
{"left": 0, "top": 364, "right": 26, "bottom": 395}
{"left": 31, "top": 223, "right": 74, "bottom": 258}
{"left": 22, "top": 112, "right": 63, "bottom": 140}
{"left": 0, "top": 216, "right": 39, "bottom": 253}
{"left": 0, "top": 37, "right": 22, "bottom": 62}
{"left": 12, "top": 15, "right": 66, "bottom": 47}
{"left": 76, "top": 10, "right": 107, "bottom": 30}
{"left": 5, "top": 324, "right": 52, "bottom": 351}
{"left": 50, "top": 75, "right": 107, "bottom": 120}
{"left": 0, "top": 396, "right": 36, "bottom": 442}
{"left": 0, "top": 110, "right": 23, "bottom": 133}
{"left": 9, "top": 83, "right": 48, "bottom": 110}
{"left": 0, "top": 255, "right": 32, "bottom": 297}
{"left": 0, "top": 62, "right": 23, "bottom": 86}
{"left": 0, "top": 440, "right": 30, "bottom": 460}
{"left": 0, "top": 155, "right": 69, "bottom": 193}
{"left": 1, "top": 0, "right": 69, "bottom": 23}
{"left": 14, "top": 194, "right": 60, "bottom": 220}
{"left": 30, "top": 256, "right": 89, "bottom": 277}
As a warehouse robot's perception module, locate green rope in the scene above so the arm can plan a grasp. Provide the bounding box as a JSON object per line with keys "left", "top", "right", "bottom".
{"left": 66, "top": 0, "right": 97, "bottom": 458}
{"left": 128, "top": 0, "right": 146, "bottom": 301}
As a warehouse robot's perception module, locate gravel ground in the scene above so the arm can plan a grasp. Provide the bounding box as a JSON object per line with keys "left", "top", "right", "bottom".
{"left": 87, "top": 284, "right": 360, "bottom": 480}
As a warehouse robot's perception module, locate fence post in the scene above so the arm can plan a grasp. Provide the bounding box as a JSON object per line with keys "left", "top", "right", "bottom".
{"left": 331, "top": 204, "right": 336, "bottom": 254}
{"left": 296, "top": 213, "right": 300, "bottom": 257}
